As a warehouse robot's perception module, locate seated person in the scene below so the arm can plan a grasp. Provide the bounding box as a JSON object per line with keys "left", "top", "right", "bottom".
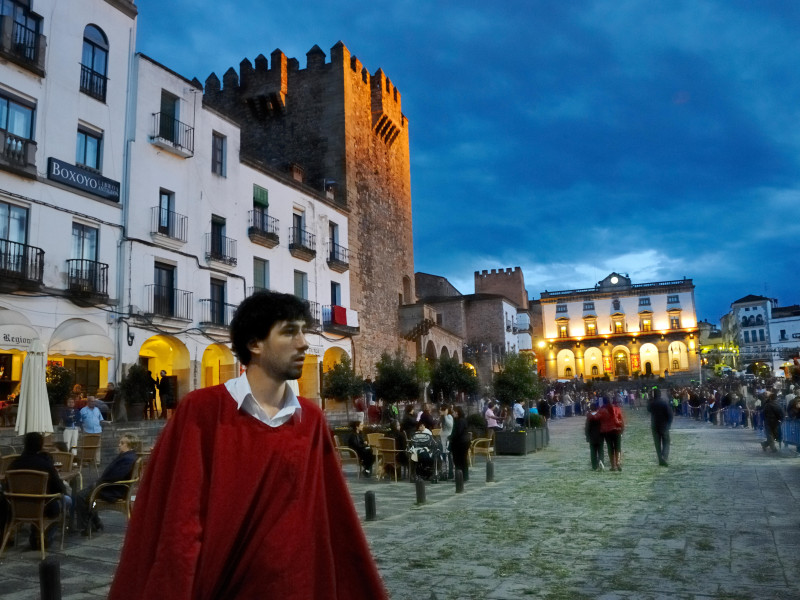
{"left": 385, "top": 419, "right": 409, "bottom": 468}
{"left": 75, "top": 433, "right": 139, "bottom": 535}
{"left": 8, "top": 432, "right": 71, "bottom": 549}
{"left": 415, "top": 420, "right": 432, "bottom": 436}
{"left": 346, "top": 421, "right": 375, "bottom": 477}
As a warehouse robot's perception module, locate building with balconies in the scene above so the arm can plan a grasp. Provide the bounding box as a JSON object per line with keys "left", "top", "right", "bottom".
{"left": 0, "top": 0, "right": 136, "bottom": 397}
{"left": 121, "top": 54, "right": 358, "bottom": 403}
{"left": 535, "top": 273, "right": 699, "bottom": 381}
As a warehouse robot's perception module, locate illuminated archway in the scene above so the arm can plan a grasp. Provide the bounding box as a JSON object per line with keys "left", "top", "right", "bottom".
{"left": 322, "top": 346, "right": 347, "bottom": 373}
{"left": 668, "top": 341, "right": 689, "bottom": 371}
{"left": 201, "top": 343, "right": 236, "bottom": 389}
{"left": 612, "top": 346, "right": 630, "bottom": 377}
{"left": 297, "top": 354, "right": 319, "bottom": 400}
{"left": 640, "top": 343, "right": 660, "bottom": 376}
{"left": 583, "top": 347, "right": 602, "bottom": 379}
{"left": 556, "top": 349, "right": 576, "bottom": 378}
{"left": 139, "top": 334, "right": 190, "bottom": 406}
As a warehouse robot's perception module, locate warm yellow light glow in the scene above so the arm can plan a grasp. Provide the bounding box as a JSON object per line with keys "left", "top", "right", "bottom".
{"left": 537, "top": 341, "right": 546, "bottom": 348}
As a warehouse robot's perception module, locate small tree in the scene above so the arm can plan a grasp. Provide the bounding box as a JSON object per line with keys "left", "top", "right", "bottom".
{"left": 374, "top": 351, "right": 418, "bottom": 406}
{"left": 430, "top": 356, "right": 478, "bottom": 403}
{"left": 46, "top": 364, "right": 73, "bottom": 407}
{"left": 118, "top": 363, "right": 154, "bottom": 421}
{"left": 414, "top": 356, "right": 432, "bottom": 402}
{"left": 493, "top": 352, "right": 542, "bottom": 426}
{"left": 322, "top": 354, "right": 364, "bottom": 420}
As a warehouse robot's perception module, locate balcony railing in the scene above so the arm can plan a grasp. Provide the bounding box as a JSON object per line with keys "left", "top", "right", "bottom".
{"left": 150, "top": 206, "right": 188, "bottom": 242}
{"left": 199, "top": 298, "right": 236, "bottom": 328}
{"left": 327, "top": 242, "right": 349, "bottom": 273}
{"left": 248, "top": 210, "right": 279, "bottom": 248}
{"left": 66, "top": 259, "right": 108, "bottom": 297}
{"left": 151, "top": 112, "right": 195, "bottom": 157}
{"left": 322, "top": 305, "right": 359, "bottom": 335}
{"left": 289, "top": 226, "right": 316, "bottom": 261}
{"left": 204, "top": 233, "right": 237, "bottom": 266}
{"left": 80, "top": 64, "right": 107, "bottom": 102}
{"left": 0, "top": 239, "right": 43, "bottom": 287}
{"left": 144, "top": 284, "right": 193, "bottom": 320}
{"left": 0, "top": 16, "right": 45, "bottom": 74}
{"left": 307, "top": 300, "right": 321, "bottom": 330}
{"left": 0, "top": 130, "right": 37, "bottom": 177}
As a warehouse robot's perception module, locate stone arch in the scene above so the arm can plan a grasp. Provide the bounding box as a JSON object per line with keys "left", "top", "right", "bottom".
{"left": 138, "top": 334, "right": 191, "bottom": 405}
{"left": 612, "top": 345, "right": 630, "bottom": 378}
{"left": 452, "top": 350, "right": 459, "bottom": 363}
{"left": 201, "top": 343, "right": 236, "bottom": 388}
{"left": 668, "top": 341, "right": 689, "bottom": 371}
{"left": 425, "top": 340, "right": 437, "bottom": 361}
{"left": 556, "top": 349, "right": 576, "bottom": 379}
{"left": 639, "top": 343, "right": 660, "bottom": 376}
{"left": 583, "top": 347, "right": 603, "bottom": 379}
{"left": 440, "top": 346, "right": 449, "bottom": 360}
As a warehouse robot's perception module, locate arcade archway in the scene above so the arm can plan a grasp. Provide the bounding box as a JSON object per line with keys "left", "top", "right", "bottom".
{"left": 201, "top": 343, "right": 236, "bottom": 388}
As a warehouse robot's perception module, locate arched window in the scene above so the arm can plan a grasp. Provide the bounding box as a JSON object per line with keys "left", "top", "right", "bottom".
{"left": 81, "top": 25, "right": 108, "bottom": 101}
{"left": 564, "top": 367, "right": 573, "bottom": 377}
{"left": 755, "top": 315, "right": 764, "bottom": 325}
{"left": 591, "top": 365, "right": 599, "bottom": 376}
{"left": 672, "top": 359, "right": 679, "bottom": 371}
{"left": 741, "top": 317, "right": 748, "bottom": 327}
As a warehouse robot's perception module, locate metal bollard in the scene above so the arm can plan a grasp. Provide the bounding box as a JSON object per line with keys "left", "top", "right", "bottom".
{"left": 455, "top": 469, "right": 464, "bottom": 493}
{"left": 39, "top": 556, "right": 62, "bottom": 600}
{"left": 486, "top": 461, "right": 494, "bottom": 483}
{"left": 364, "top": 490, "right": 376, "bottom": 521}
{"left": 415, "top": 478, "right": 426, "bottom": 504}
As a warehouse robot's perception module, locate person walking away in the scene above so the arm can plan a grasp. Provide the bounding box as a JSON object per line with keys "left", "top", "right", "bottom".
{"left": 157, "top": 370, "right": 173, "bottom": 419}
{"left": 450, "top": 405, "right": 470, "bottom": 482}
{"left": 108, "top": 290, "right": 387, "bottom": 599}
{"left": 585, "top": 402, "right": 605, "bottom": 471}
{"left": 761, "top": 393, "right": 785, "bottom": 453}
{"left": 648, "top": 388, "right": 673, "bottom": 466}
{"left": 599, "top": 397, "right": 625, "bottom": 471}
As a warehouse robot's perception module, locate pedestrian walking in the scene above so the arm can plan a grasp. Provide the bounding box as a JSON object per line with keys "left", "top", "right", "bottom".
{"left": 648, "top": 387, "right": 673, "bottom": 466}
{"left": 761, "top": 393, "right": 784, "bottom": 453}
{"left": 599, "top": 397, "right": 625, "bottom": 471}
{"left": 585, "top": 401, "right": 604, "bottom": 471}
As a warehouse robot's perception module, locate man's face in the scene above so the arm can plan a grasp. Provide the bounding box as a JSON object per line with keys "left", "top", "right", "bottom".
{"left": 249, "top": 319, "right": 309, "bottom": 382}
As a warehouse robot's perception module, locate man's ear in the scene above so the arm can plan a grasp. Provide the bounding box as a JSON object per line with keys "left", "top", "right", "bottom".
{"left": 247, "top": 338, "right": 263, "bottom": 357}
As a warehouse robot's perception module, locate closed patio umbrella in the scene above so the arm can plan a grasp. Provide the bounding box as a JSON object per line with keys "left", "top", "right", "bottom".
{"left": 15, "top": 338, "right": 53, "bottom": 435}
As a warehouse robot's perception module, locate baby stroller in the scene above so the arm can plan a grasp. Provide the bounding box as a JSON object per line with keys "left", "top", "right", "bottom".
{"left": 407, "top": 432, "right": 441, "bottom": 482}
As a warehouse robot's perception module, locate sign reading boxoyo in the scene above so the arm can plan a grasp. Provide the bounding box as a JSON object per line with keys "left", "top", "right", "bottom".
{"left": 47, "top": 157, "right": 120, "bottom": 202}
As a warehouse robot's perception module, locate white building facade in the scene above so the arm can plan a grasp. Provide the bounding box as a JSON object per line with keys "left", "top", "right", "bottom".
{"left": 537, "top": 273, "right": 699, "bottom": 381}
{"left": 0, "top": 0, "right": 137, "bottom": 397}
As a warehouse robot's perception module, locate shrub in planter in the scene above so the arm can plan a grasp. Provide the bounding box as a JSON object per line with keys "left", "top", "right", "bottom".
{"left": 119, "top": 364, "right": 154, "bottom": 421}
{"left": 467, "top": 412, "right": 487, "bottom": 438}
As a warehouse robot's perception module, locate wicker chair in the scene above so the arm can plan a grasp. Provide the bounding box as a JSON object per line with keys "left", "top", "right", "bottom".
{"left": 0, "top": 470, "right": 66, "bottom": 559}
{"left": 334, "top": 442, "right": 361, "bottom": 480}
{"left": 86, "top": 457, "right": 143, "bottom": 539}
{"left": 49, "top": 450, "right": 82, "bottom": 491}
{"left": 75, "top": 434, "right": 102, "bottom": 480}
{"left": 470, "top": 430, "right": 496, "bottom": 463}
{"left": 377, "top": 437, "right": 406, "bottom": 482}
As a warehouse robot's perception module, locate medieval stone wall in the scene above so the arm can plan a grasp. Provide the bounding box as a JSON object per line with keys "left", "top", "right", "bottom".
{"left": 474, "top": 267, "right": 529, "bottom": 309}
{"left": 202, "top": 42, "right": 415, "bottom": 377}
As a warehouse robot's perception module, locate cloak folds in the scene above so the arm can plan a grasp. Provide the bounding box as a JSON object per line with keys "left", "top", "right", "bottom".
{"left": 109, "top": 385, "right": 387, "bottom": 600}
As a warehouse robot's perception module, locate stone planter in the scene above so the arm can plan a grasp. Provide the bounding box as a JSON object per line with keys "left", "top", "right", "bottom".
{"left": 495, "top": 430, "right": 537, "bottom": 455}
{"left": 533, "top": 427, "right": 545, "bottom": 450}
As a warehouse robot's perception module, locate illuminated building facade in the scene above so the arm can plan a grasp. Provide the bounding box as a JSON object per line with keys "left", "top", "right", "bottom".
{"left": 535, "top": 273, "right": 699, "bottom": 381}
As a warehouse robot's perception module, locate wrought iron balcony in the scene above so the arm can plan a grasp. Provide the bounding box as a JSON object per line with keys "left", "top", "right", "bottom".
{"left": 327, "top": 242, "right": 349, "bottom": 273}
{"left": 204, "top": 233, "right": 237, "bottom": 266}
{"left": 199, "top": 298, "right": 236, "bottom": 328}
{"left": 322, "top": 305, "right": 359, "bottom": 335}
{"left": 248, "top": 210, "right": 279, "bottom": 248}
{"left": 289, "top": 227, "right": 316, "bottom": 261}
{"left": 66, "top": 259, "right": 109, "bottom": 300}
{"left": 0, "top": 130, "right": 37, "bottom": 179}
{"left": 0, "top": 16, "right": 45, "bottom": 75}
{"left": 150, "top": 112, "right": 194, "bottom": 157}
{"left": 247, "top": 286, "right": 270, "bottom": 296}
{"left": 144, "top": 284, "right": 193, "bottom": 320}
{"left": 0, "top": 239, "right": 43, "bottom": 290}
{"left": 151, "top": 206, "right": 188, "bottom": 243}
{"left": 307, "top": 300, "right": 321, "bottom": 331}
{"left": 80, "top": 64, "right": 107, "bottom": 102}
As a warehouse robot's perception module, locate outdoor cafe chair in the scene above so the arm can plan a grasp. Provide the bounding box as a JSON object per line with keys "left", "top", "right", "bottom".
{"left": 49, "top": 450, "right": 82, "bottom": 491}
{"left": 376, "top": 437, "right": 406, "bottom": 482}
{"left": 471, "top": 430, "right": 496, "bottom": 463}
{"left": 0, "top": 469, "right": 66, "bottom": 560}
{"left": 86, "top": 457, "right": 143, "bottom": 539}
{"left": 75, "top": 434, "right": 102, "bottom": 480}
{"left": 0, "top": 453, "right": 20, "bottom": 479}
{"left": 334, "top": 441, "right": 361, "bottom": 480}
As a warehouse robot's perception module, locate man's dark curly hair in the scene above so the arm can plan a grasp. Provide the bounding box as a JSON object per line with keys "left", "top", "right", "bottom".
{"left": 230, "top": 291, "right": 312, "bottom": 365}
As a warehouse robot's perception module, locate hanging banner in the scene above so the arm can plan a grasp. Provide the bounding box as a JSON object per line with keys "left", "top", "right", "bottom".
{"left": 603, "top": 356, "right": 613, "bottom": 373}
{"left": 631, "top": 354, "right": 641, "bottom": 371}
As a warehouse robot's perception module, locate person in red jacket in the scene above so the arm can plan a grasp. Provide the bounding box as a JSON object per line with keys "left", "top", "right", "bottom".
{"left": 599, "top": 396, "right": 625, "bottom": 471}
{"left": 109, "top": 291, "right": 387, "bottom": 600}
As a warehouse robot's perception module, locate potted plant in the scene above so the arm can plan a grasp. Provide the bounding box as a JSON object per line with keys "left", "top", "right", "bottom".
{"left": 118, "top": 364, "right": 153, "bottom": 422}
{"left": 46, "top": 364, "right": 74, "bottom": 425}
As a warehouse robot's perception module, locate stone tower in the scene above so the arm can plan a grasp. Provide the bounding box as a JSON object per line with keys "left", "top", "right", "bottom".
{"left": 474, "top": 267, "right": 529, "bottom": 309}
{"left": 203, "top": 42, "right": 415, "bottom": 375}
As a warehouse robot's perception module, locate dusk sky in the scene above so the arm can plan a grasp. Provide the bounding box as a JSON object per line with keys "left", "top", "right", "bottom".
{"left": 135, "top": 0, "right": 799, "bottom": 323}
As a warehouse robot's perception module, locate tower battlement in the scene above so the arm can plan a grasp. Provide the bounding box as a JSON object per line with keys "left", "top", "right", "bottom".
{"left": 474, "top": 267, "right": 528, "bottom": 309}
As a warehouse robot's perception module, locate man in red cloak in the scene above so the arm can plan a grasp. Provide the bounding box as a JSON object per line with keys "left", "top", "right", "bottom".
{"left": 109, "top": 291, "right": 387, "bottom": 599}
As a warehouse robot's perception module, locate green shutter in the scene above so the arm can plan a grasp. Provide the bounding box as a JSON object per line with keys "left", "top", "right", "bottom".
{"left": 253, "top": 185, "right": 269, "bottom": 207}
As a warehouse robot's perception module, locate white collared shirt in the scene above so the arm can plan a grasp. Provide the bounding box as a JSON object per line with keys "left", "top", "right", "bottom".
{"left": 225, "top": 371, "right": 302, "bottom": 428}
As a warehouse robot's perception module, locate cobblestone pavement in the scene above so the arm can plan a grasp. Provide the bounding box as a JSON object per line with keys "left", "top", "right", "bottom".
{"left": 1, "top": 410, "right": 798, "bottom": 599}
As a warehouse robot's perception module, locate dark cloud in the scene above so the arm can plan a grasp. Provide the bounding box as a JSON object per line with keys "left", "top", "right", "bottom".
{"left": 136, "top": 0, "right": 800, "bottom": 322}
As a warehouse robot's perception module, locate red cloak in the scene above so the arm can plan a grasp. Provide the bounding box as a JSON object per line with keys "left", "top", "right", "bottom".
{"left": 108, "top": 385, "right": 387, "bottom": 599}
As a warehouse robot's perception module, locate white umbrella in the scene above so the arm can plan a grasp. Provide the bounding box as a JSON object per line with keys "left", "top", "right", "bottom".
{"left": 15, "top": 338, "right": 53, "bottom": 435}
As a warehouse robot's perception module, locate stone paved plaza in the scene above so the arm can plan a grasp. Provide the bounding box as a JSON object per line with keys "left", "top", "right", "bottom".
{"left": 1, "top": 410, "right": 798, "bottom": 599}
